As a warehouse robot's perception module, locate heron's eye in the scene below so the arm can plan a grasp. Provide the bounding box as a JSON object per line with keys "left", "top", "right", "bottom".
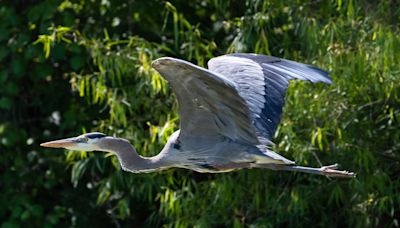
{"left": 77, "top": 137, "right": 88, "bottom": 143}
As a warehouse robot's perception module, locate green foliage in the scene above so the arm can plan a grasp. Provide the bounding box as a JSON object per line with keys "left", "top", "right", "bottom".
{"left": 1, "top": 0, "right": 399, "bottom": 227}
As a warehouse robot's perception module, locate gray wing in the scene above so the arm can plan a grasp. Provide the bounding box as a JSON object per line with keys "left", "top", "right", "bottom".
{"left": 152, "top": 57, "right": 259, "bottom": 145}
{"left": 208, "top": 53, "right": 331, "bottom": 144}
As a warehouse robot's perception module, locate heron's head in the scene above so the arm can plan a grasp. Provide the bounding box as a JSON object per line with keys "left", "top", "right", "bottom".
{"left": 40, "top": 132, "right": 108, "bottom": 151}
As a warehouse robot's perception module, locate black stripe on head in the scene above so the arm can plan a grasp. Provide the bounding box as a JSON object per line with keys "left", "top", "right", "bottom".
{"left": 84, "top": 132, "right": 106, "bottom": 139}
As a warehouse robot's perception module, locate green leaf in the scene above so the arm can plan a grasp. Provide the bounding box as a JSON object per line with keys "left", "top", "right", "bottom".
{"left": 0, "top": 71, "right": 7, "bottom": 83}
{"left": 0, "top": 97, "right": 12, "bottom": 110}
{"left": 0, "top": 48, "right": 9, "bottom": 61}
{"left": 11, "top": 57, "right": 24, "bottom": 77}
{"left": 70, "top": 55, "right": 86, "bottom": 70}
{"left": 20, "top": 210, "right": 30, "bottom": 220}
{"left": 71, "top": 158, "right": 90, "bottom": 187}
{"left": 0, "top": 26, "right": 11, "bottom": 42}
{"left": 5, "top": 83, "right": 18, "bottom": 95}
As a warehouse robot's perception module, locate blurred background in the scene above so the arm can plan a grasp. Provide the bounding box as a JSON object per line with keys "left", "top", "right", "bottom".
{"left": 0, "top": 0, "right": 399, "bottom": 227}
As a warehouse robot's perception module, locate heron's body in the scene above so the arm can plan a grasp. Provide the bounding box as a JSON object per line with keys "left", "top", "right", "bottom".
{"left": 41, "top": 53, "right": 355, "bottom": 178}
{"left": 157, "top": 130, "right": 292, "bottom": 173}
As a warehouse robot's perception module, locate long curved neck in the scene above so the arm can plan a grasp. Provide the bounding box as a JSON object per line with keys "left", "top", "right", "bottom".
{"left": 100, "top": 138, "right": 170, "bottom": 173}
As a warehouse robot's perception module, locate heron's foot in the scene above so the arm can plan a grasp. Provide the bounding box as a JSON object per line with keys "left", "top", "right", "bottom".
{"left": 320, "top": 163, "right": 356, "bottom": 178}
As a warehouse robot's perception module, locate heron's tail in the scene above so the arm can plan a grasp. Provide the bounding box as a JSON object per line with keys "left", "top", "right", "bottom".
{"left": 254, "top": 148, "right": 295, "bottom": 165}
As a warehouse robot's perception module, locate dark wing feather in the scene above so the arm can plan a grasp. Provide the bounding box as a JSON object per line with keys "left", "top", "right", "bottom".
{"left": 152, "top": 57, "right": 259, "bottom": 145}
{"left": 208, "top": 53, "right": 331, "bottom": 144}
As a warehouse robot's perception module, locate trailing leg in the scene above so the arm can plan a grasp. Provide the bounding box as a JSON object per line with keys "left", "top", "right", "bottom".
{"left": 255, "top": 163, "right": 355, "bottom": 178}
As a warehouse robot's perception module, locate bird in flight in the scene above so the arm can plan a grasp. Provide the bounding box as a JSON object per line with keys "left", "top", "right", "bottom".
{"left": 41, "top": 53, "right": 354, "bottom": 177}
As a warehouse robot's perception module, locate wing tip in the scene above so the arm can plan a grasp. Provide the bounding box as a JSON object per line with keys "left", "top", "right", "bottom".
{"left": 216, "top": 53, "right": 333, "bottom": 84}
{"left": 306, "top": 65, "right": 333, "bottom": 84}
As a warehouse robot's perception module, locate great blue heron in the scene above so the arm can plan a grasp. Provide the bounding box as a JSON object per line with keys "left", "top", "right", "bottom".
{"left": 41, "top": 53, "right": 354, "bottom": 177}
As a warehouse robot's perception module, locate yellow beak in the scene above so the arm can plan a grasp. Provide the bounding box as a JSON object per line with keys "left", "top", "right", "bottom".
{"left": 40, "top": 138, "right": 77, "bottom": 148}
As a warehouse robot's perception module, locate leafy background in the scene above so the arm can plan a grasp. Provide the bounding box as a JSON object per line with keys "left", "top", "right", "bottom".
{"left": 0, "top": 0, "right": 399, "bottom": 227}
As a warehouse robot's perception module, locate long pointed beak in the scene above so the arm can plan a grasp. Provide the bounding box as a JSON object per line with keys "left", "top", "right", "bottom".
{"left": 40, "top": 138, "right": 77, "bottom": 148}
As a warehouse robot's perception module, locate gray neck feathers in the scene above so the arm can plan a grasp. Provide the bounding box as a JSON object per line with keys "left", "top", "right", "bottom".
{"left": 99, "top": 137, "right": 169, "bottom": 173}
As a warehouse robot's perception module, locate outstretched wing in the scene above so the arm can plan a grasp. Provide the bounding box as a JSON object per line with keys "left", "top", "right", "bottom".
{"left": 208, "top": 53, "right": 331, "bottom": 144}
{"left": 152, "top": 57, "right": 259, "bottom": 145}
